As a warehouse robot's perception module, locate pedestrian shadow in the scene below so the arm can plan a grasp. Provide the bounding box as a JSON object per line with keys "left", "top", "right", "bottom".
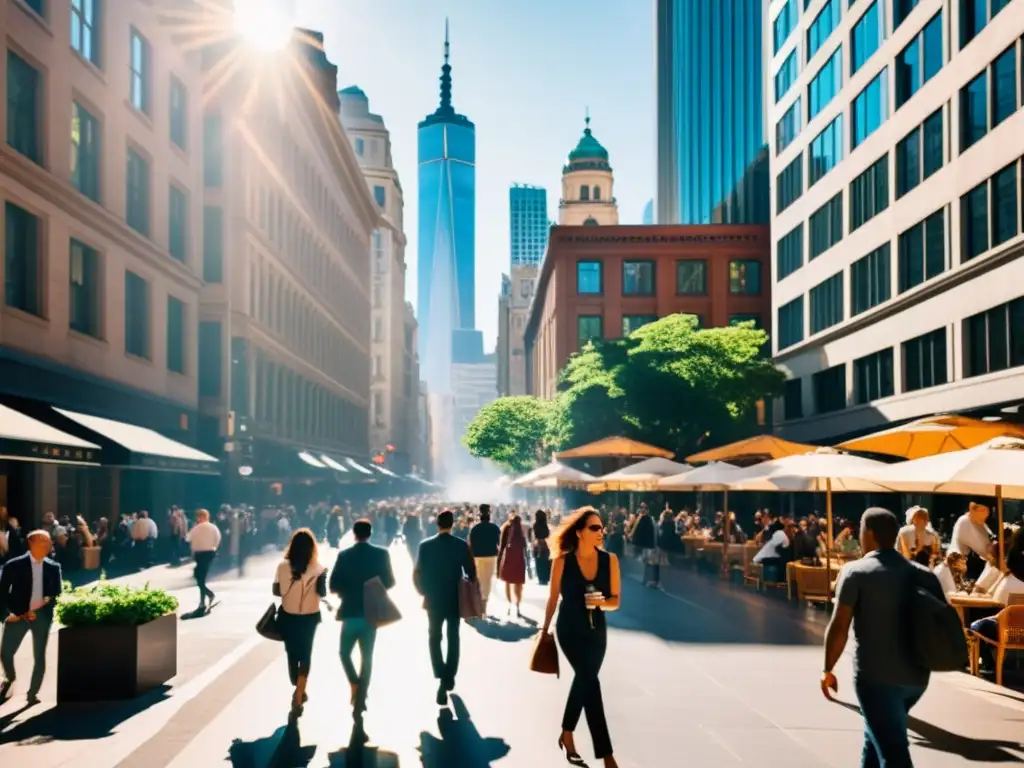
{"left": 327, "top": 735, "right": 402, "bottom": 767}
{"left": 0, "top": 686, "right": 170, "bottom": 746}
{"left": 418, "top": 695, "right": 510, "bottom": 767}
{"left": 228, "top": 713, "right": 316, "bottom": 767}
{"left": 468, "top": 620, "right": 537, "bottom": 643}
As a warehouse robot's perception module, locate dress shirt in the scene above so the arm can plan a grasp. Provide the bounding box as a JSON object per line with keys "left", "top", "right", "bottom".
{"left": 187, "top": 521, "right": 222, "bottom": 553}
{"left": 131, "top": 518, "right": 151, "bottom": 541}
{"left": 948, "top": 514, "right": 993, "bottom": 559}
{"left": 753, "top": 530, "right": 790, "bottom": 564}
{"left": 933, "top": 563, "right": 957, "bottom": 594}
{"left": 993, "top": 573, "right": 1024, "bottom": 604}
{"left": 30, "top": 555, "right": 45, "bottom": 610}
{"left": 146, "top": 518, "right": 158, "bottom": 539}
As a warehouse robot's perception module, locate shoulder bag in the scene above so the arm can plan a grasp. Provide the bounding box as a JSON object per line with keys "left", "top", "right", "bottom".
{"left": 363, "top": 576, "right": 402, "bottom": 628}
{"left": 256, "top": 570, "right": 310, "bottom": 642}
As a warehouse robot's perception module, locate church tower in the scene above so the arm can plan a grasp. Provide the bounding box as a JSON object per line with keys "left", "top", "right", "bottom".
{"left": 558, "top": 114, "right": 619, "bottom": 226}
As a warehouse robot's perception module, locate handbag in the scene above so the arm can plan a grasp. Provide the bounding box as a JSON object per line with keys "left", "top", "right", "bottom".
{"left": 529, "top": 631, "right": 559, "bottom": 677}
{"left": 256, "top": 603, "right": 283, "bottom": 641}
{"left": 363, "top": 576, "right": 402, "bottom": 628}
{"left": 458, "top": 578, "right": 483, "bottom": 620}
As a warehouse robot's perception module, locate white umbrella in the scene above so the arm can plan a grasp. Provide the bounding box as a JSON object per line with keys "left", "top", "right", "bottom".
{"left": 526, "top": 465, "right": 597, "bottom": 489}
{"left": 869, "top": 436, "right": 1024, "bottom": 568}
{"left": 588, "top": 457, "right": 693, "bottom": 492}
{"left": 511, "top": 460, "right": 564, "bottom": 487}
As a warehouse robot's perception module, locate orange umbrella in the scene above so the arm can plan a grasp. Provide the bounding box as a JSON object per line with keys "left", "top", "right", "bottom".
{"left": 838, "top": 414, "right": 1024, "bottom": 460}
{"left": 555, "top": 436, "right": 674, "bottom": 460}
{"left": 687, "top": 435, "right": 817, "bottom": 465}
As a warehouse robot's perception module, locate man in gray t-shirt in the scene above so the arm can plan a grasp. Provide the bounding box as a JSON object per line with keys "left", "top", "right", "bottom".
{"left": 822, "top": 507, "right": 944, "bottom": 768}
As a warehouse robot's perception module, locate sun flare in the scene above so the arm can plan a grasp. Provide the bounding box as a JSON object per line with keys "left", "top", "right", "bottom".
{"left": 233, "top": 0, "right": 294, "bottom": 53}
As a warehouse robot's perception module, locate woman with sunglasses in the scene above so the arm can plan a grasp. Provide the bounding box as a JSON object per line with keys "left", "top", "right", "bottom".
{"left": 542, "top": 506, "right": 621, "bottom": 767}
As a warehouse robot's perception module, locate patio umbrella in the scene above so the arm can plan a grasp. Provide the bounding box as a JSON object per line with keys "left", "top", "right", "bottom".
{"left": 687, "top": 435, "right": 817, "bottom": 465}
{"left": 555, "top": 436, "right": 674, "bottom": 460}
{"left": 729, "top": 449, "right": 891, "bottom": 593}
{"left": 869, "top": 436, "right": 1024, "bottom": 569}
{"left": 838, "top": 414, "right": 1024, "bottom": 460}
{"left": 511, "top": 460, "right": 564, "bottom": 487}
{"left": 587, "top": 457, "right": 692, "bottom": 493}
{"left": 525, "top": 464, "right": 597, "bottom": 489}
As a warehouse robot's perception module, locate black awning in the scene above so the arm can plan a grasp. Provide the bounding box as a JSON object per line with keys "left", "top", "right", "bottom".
{"left": 0, "top": 402, "right": 101, "bottom": 466}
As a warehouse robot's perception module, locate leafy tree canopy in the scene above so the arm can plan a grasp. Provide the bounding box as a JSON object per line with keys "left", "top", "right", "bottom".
{"left": 463, "top": 396, "right": 555, "bottom": 473}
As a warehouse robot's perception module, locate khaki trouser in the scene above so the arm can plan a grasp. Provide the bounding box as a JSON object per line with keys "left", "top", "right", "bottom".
{"left": 475, "top": 556, "right": 497, "bottom": 606}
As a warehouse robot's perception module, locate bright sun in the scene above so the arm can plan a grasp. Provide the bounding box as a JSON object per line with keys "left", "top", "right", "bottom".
{"left": 233, "top": 0, "right": 294, "bottom": 53}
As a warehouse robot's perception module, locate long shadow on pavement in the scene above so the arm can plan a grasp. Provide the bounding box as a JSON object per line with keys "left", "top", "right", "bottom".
{"left": 467, "top": 619, "right": 537, "bottom": 643}
{"left": 228, "top": 713, "right": 316, "bottom": 767}
{"left": 418, "top": 695, "right": 510, "bottom": 767}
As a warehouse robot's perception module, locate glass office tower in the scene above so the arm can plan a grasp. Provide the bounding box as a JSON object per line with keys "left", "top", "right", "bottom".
{"left": 655, "top": 0, "right": 769, "bottom": 226}
{"left": 509, "top": 185, "right": 548, "bottom": 267}
{"left": 417, "top": 25, "right": 476, "bottom": 392}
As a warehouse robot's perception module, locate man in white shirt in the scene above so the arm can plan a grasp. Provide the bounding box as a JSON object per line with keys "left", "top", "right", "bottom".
{"left": 186, "top": 509, "right": 222, "bottom": 613}
{"left": 949, "top": 502, "right": 994, "bottom": 579}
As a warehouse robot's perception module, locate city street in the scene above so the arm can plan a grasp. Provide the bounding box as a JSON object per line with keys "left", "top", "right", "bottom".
{"left": 1, "top": 542, "right": 1023, "bottom": 767}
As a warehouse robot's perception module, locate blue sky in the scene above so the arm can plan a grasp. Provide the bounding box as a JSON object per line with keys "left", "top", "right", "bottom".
{"left": 294, "top": 0, "right": 655, "bottom": 349}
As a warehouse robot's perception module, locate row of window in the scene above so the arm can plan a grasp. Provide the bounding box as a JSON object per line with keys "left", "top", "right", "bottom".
{"left": 575, "top": 259, "right": 763, "bottom": 297}
{"left": 577, "top": 313, "right": 762, "bottom": 349}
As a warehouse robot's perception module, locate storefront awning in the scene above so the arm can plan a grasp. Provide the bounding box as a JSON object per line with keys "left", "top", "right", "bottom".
{"left": 0, "top": 403, "right": 101, "bottom": 466}
{"left": 372, "top": 464, "right": 398, "bottom": 478}
{"left": 297, "top": 451, "right": 327, "bottom": 469}
{"left": 345, "top": 458, "right": 374, "bottom": 475}
{"left": 319, "top": 454, "right": 350, "bottom": 472}
{"left": 53, "top": 408, "right": 218, "bottom": 474}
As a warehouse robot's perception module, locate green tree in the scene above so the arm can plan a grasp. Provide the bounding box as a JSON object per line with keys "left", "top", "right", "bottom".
{"left": 463, "top": 396, "right": 555, "bottom": 473}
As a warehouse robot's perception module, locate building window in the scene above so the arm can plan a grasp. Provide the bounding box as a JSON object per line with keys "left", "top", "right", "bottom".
{"left": 578, "top": 315, "right": 602, "bottom": 348}
{"left": 676, "top": 260, "right": 707, "bottom": 295}
{"left": 775, "top": 50, "right": 799, "bottom": 103}
{"left": 71, "top": 101, "right": 100, "bottom": 202}
{"left": 593, "top": 186, "right": 601, "bottom": 201}
{"left": 894, "top": 0, "right": 920, "bottom": 30}
{"left": 22, "top": 0, "right": 44, "bottom": 18}
{"left": 778, "top": 296, "right": 804, "bottom": 350}
{"left": 783, "top": 378, "right": 803, "bottom": 420}
{"left": 777, "top": 155, "right": 803, "bottom": 213}
{"left": 966, "top": 297, "right": 1024, "bottom": 377}
{"left": 623, "top": 261, "right": 655, "bottom": 295}
{"left": 808, "top": 48, "right": 843, "bottom": 120}
{"left": 809, "top": 192, "right": 843, "bottom": 260}
{"left": 124, "top": 271, "right": 150, "bottom": 359}
{"left": 807, "top": 0, "right": 840, "bottom": 60}
{"left": 895, "top": 13, "right": 943, "bottom": 109}
{"left": 577, "top": 260, "right": 602, "bottom": 294}
{"left": 809, "top": 115, "right": 843, "bottom": 187}
{"left": 896, "top": 108, "right": 943, "bottom": 198}
{"left": 126, "top": 148, "right": 150, "bottom": 236}
{"left": 373, "top": 318, "right": 382, "bottom": 342}
{"left": 776, "top": 98, "right": 802, "bottom": 154}
{"left": 168, "top": 185, "right": 188, "bottom": 262}
{"left": 960, "top": 0, "right": 1011, "bottom": 49}
{"left": 4, "top": 202, "right": 42, "bottom": 317}
{"left": 854, "top": 348, "right": 894, "bottom": 404}
{"left": 773, "top": 0, "right": 797, "bottom": 54}
{"left": 580, "top": 185, "right": 590, "bottom": 201}
{"left": 852, "top": 68, "right": 887, "bottom": 149}
{"left": 374, "top": 185, "right": 386, "bottom": 208}
{"left": 71, "top": 0, "right": 101, "bottom": 66}
{"left": 960, "top": 69, "right": 988, "bottom": 151}
{"left": 810, "top": 271, "right": 844, "bottom": 334}
{"left": 7, "top": 51, "right": 42, "bottom": 165}
{"left": 622, "top": 315, "right": 657, "bottom": 336}
{"left": 991, "top": 162, "right": 1019, "bottom": 248}
{"left": 850, "top": 1, "right": 882, "bottom": 76}
{"left": 903, "top": 328, "right": 947, "bottom": 392}
{"left": 729, "top": 261, "right": 761, "bottom": 295}
{"left": 355, "top": 137, "right": 364, "bottom": 156}
{"left": 169, "top": 75, "right": 187, "bottom": 150}
{"left": 167, "top": 296, "right": 185, "bottom": 374}
{"left": 898, "top": 208, "right": 946, "bottom": 292}
{"left": 777, "top": 224, "right": 803, "bottom": 281}
{"left": 69, "top": 239, "right": 100, "bottom": 337}
{"left": 129, "top": 28, "right": 150, "bottom": 114}
{"left": 850, "top": 243, "right": 891, "bottom": 316}
{"left": 199, "top": 321, "right": 222, "bottom": 397}
{"left": 203, "top": 206, "right": 223, "bottom": 283}
{"left": 729, "top": 314, "right": 761, "bottom": 328}
{"left": 849, "top": 154, "right": 888, "bottom": 232}
{"left": 203, "top": 113, "right": 223, "bottom": 187}
{"left": 813, "top": 364, "right": 847, "bottom": 413}
{"left": 991, "top": 44, "right": 1019, "bottom": 129}
{"left": 961, "top": 180, "right": 989, "bottom": 261}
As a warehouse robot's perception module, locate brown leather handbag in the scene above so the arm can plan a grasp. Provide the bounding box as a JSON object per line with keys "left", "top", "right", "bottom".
{"left": 363, "top": 576, "right": 402, "bottom": 628}
{"left": 529, "top": 631, "right": 560, "bottom": 677}
{"left": 458, "top": 578, "right": 483, "bottom": 620}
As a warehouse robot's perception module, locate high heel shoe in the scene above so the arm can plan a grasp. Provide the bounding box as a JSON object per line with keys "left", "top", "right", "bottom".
{"left": 557, "top": 734, "right": 588, "bottom": 766}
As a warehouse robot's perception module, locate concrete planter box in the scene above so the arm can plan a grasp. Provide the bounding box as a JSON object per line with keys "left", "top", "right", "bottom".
{"left": 56, "top": 612, "right": 177, "bottom": 703}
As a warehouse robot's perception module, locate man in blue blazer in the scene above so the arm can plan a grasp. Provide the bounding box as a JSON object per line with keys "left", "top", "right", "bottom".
{"left": 0, "top": 529, "right": 62, "bottom": 703}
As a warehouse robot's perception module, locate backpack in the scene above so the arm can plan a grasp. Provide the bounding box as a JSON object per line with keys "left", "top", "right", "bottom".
{"left": 907, "top": 570, "right": 968, "bottom": 672}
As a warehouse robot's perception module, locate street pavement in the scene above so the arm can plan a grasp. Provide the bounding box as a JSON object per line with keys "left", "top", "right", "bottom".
{"left": 1, "top": 542, "right": 1024, "bottom": 767}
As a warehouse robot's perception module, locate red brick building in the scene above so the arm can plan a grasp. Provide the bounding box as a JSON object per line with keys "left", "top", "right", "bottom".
{"left": 524, "top": 224, "right": 772, "bottom": 398}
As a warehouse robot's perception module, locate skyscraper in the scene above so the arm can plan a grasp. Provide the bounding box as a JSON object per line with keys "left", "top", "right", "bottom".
{"left": 655, "top": 0, "right": 769, "bottom": 226}
{"left": 510, "top": 184, "right": 548, "bottom": 267}
{"left": 417, "top": 21, "right": 476, "bottom": 392}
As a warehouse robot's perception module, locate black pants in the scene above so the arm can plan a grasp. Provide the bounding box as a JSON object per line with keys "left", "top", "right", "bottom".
{"left": 279, "top": 611, "right": 320, "bottom": 686}
{"left": 427, "top": 612, "right": 461, "bottom": 685}
{"left": 194, "top": 551, "right": 216, "bottom": 605}
{"left": 557, "top": 620, "right": 612, "bottom": 759}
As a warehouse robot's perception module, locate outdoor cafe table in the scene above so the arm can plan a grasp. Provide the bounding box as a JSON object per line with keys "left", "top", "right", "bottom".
{"left": 947, "top": 592, "right": 1004, "bottom": 625}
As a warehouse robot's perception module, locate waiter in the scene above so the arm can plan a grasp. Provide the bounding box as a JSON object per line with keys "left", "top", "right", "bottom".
{"left": 186, "top": 509, "right": 222, "bottom": 613}
{"left": 948, "top": 501, "right": 994, "bottom": 580}
{"left": 0, "top": 530, "right": 62, "bottom": 703}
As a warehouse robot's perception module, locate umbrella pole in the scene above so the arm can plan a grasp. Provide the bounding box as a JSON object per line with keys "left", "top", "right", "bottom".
{"left": 826, "top": 479, "right": 833, "bottom": 600}
{"left": 997, "top": 485, "right": 1005, "bottom": 571}
{"left": 722, "top": 489, "right": 730, "bottom": 579}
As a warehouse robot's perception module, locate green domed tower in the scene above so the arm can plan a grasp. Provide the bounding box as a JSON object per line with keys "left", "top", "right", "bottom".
{"left": 559, "top": 114, "right": 619, "bottom": 226}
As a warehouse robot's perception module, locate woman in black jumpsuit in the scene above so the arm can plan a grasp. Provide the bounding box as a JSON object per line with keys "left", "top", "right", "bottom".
{"left": 542, "top": 507, "right": 622, "bottom": 768}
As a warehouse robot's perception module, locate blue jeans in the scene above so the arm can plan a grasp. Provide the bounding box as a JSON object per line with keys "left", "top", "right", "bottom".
{"left": 970, "top": 617, "right": 998, "bottom": 669}
{"left": 855, "top": 681, "right": 926, "bottom": 768}
{"left": 340, "top": 618, "right": 377, "bottom": 713}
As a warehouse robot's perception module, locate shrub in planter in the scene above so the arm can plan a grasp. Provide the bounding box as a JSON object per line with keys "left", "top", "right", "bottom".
{"left": 55, "top": 582, "right": 180, "bottom": 703}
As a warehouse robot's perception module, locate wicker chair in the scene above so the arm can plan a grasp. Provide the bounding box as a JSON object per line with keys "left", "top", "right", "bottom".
{"left": 792, "top": 563, "right": 831, "bottom": 606}
{"left": 968, "top": 604, "right": 1024, "bottom": 686}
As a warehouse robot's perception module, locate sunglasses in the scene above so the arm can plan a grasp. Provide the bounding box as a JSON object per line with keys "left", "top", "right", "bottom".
{"left": 585, "top": 524, "right": 603, "bottom": 532}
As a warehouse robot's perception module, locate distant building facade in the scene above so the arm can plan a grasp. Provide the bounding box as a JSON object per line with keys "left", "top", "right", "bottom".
{"left": 497, "top": 266, "right": 538, "bottom": 397}
{"left": 451, "top": 354, "right": 497, "bottom": 473}
{"left": 643, "top": 199, "right": 655, "bottom": 225}
{"left": 510, "top": 184, "right": 548, "bottom": 266}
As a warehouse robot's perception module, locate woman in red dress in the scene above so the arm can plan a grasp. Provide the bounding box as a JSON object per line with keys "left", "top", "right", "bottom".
{"left": 498, "top": 512, "right": 527, "bottom": 618}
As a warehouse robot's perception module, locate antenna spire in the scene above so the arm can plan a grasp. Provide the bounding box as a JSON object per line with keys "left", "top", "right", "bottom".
{"left": 444, "top": 17, "right": 450, "bottom": 64}
{"left": 438, "top": 19, "right": 453, "bottom": 112}
{"left": 584, "top": 107, "right": 591, "bottom": 134}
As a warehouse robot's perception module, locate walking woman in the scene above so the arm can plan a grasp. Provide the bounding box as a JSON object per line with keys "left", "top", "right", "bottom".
{"left": 498, "top": 511, "right": 527, "bottom": 617}
{"left": 542, "top": 507, "right": 621, "bottom": 768}
{"left": 273, "top": 528, "right": 327, "bottom": 715}
{"left": 533, "top": 510, "right": 552, "bottom": 585}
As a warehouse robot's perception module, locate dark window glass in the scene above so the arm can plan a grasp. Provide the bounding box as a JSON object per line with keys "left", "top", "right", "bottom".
{"left": 893, "top": 0, "right": 920, "bottom": 30}
{"left": 124, "top": 271, "right": 150, "bottom": 359}
{"left": 921, "top": 13, "right": 943, "bottom": 81}
{"left": 778, "top": 296, "right": 804, "bottom": 350}
{"left": 199, "top": 321, "right": 222, "bottom": 397}
{"left": 850, "top": 1, "right": 881, "bottom": 75}
{"left": 203, "top": 206, "right": 224, "bottom": 283}
{"left": 578, "top": 315, "right": 603, "bottom": 348}
{"left": 71, "top": 101, "right": 101, "bottom": 202}
{"left": 895, "top": 36, "right": 921, "bottom": 108}
{"left": 170, "top": 75, "right": 187, "bottom": 149}
{"left": 24, "top": 0, "right": 45, "bottom": 17}
{"left": 922, "top": 108, "right": 944, "bottom": 179}
{"left": 960, "top": 70, "right": 988, "bottom": 151}
{"left": 813, "top": 364, "right": 847, "bottom": 413}
{"left": 898, "top": 208, "right": 946, "bottom": 291}
{"left": 203, "top": 113, "right": 223, "bottom": 187}
{"left": 775, "top": 51, "right": 799, "bottom": 103}
{"left": 854, "top": 348, "right": 894, "bottom": 404}
{"left": 623, "top": 261, "right": 655, "bottom": 295}
{"left": 374, "top": 185, "right": 386, "bottom": 208}
{"left": 676, "top": 260, "right": 707, "bottom": 294}
{"left": 783, "top": 378, "right": 803, "bottom": 420}
{"left": 809, "top": 115, "right": 843, "bottom": 187}
{"left": 126, "top": 148, "right": 150, "bottom": 236}
{"left": 7, "top": 51, "right": 42, "bottom": 164}
{"left": 167, "top": 296, "right": 185, "bottom": 374}
{"left": 852, "top": 68, "right": 887, "bottom": 149}
{"left": 850, "top": 154, "right": 889, "bottom": 231}
{"left": 168, "top": 186, "right": 187, "bottom": 262}
{"left": 991, "top": 45, "right": 1018, "bottom": 128}
{"left": 1010, "top": 298, "right": 1024, "bottom": 368}
{"left": 4, "top": 202, "right": 42, "bottom": 317}
{"left": 71, "top": 0, "right": 101, "bottom": 66}
{"left": 777, "top": 155, "right": 803, "bottom": 213}
{"left": 807, "top": 0, "right": 841, "bottom": 60}
{"left": 895, "top": 126, "right": 921, "bottom": 198}
{"left": 808, "top": 48, "right": 843, "bottom": 119}
{"left": 729, "top": 260, "right": 761, "bottom": 295}
{"left": 810, "top": 271, "right": 844, "bottom": 334}
{"left": 991, "top": 162, "right": 1019, "bottom": 247}
{"left": 622, "top": 315, "right": 658, "bottom": 336}
{"left": 850, "top": 243, "right": 891, "bottom": 316}
{"left": 129, "top": 29, "right": 150, "bottom": 114}
{"left": 959, "top": 0, "right": 988, "bottom": 48}
{"left": 577, "top": 260, "right": 602, "bottom": 294}
{"left": 809, "top": 193, "right": 843, "bottom": 259}
{"left": 69, "top": 239, "right": 101, "bottom": 338}
{"left": 924, "top": 208, "right": 946, "bottom": 278}
{"left": 777, "top": 224, "right": 804, "bottom": 281}
{"left": 903, "top": 328, "right": 947, "bottom": 392}
{"left": 776, "top": 98, "right": 802, "bottom": 154}
{"left": 773, "top": 0, "right": 796, "bottom": 55}
{"left": 960, "top": 180, "right": 989, "bottom": 261}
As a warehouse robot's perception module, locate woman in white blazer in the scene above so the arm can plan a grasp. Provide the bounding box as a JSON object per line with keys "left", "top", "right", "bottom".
{"left": 273, "top": 528, "right": 327, "bottom": 714}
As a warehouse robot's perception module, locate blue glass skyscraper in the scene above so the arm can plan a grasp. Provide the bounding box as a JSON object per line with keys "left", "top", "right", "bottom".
{"left": 655, "top": 0, "right": 769, "bottom": 226}
{"left": 509, "top": 185, "right": 548, "bottom": 267}
{"left": 418, "top": 23, "right": 476, "bottom": 390}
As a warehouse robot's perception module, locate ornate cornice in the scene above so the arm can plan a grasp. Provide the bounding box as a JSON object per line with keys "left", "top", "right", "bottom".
{"left": 555, "top": 232, "right": 763, "bottom": 245}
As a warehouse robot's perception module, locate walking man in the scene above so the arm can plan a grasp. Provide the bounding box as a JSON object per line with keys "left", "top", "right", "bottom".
{"left": 414, "top": 509, "right": 476, "bottom": 706}
{"left": 0, "top": 530, "right": 62, "bottom": 703}
{"left": 822, "top": 507, "right": 944, "bottom": 767}
{"left": 186, "top": 509, "right": 221, "bottom": 613}
{"left": 329, "top": 518, "right": 395, "bottom": 736}
{"left": 468, "top": 504, "right": 500, "bottom": 616}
